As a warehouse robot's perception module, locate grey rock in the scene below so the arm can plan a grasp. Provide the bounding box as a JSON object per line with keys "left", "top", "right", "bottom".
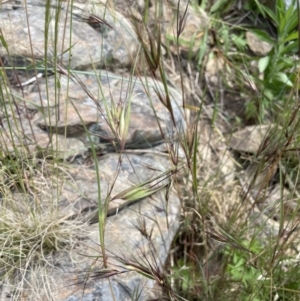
{"left": 6, "top": 152, "right": 180, "bottom": 301}
{"left": 246, "top": 31, "right": 273, "bottom": 56}
{"left": 228, "top": 124, "right": 278, "bottom": 153}
{"left": 0, "top": 108, "right": 50, "bottom": 157}
{"left": 0, "top": 2, "right": 184, "bottom": 300}
{"left": 0, "top": 1, "right": 138, "bottom": 71}
{"left": 86, "top": 73, "right": 186, "bottom": 150}
{"left": 54, "top": 184, "right": 180, "bottom": 301}
{"left": 12, "top": 70, "right": 185, "bottom": 152}
{"left": 49, "top": 135, "right": 88, "bottom": 161}
{"left": 22, "top": 152, "right": 175, "bottom": 221}
{"left": 163, "top": 2, "right": 209, "bottom": 57}
{"left": 1, "top": 67, "right": 184, "bottom": 300}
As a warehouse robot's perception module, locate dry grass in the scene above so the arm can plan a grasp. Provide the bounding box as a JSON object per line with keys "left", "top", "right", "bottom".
{"left": 0, "top": 158, "right": 90, "bottom": 299}
{"left": 1, "top": 0, "right": 300, "bottom": 300}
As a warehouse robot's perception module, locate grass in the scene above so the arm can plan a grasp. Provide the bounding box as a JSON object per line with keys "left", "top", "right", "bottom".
{"left": 1, "top": 0, "right": 300, "bottom": 300}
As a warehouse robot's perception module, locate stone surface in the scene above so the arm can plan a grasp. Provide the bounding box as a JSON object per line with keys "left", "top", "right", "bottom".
{"left": 0, "top": 0, "right": 138, "bottom": 72}
{"left": 9, "top": 70, "right": 186, "bottom": 153}
{"left": 246, "top": 31, "right": 273, "bottom": 56}
{"left": 0, "top": 1, "right": 185, "bottom": 299}
{"left": 40, "top": 187, "right": 179, "bottom": 301}
{"left": 25, "top": 152, "right": 175, "bottom": 222}
{"left": 241, "top": 161, "right": 277, "bottom": 200}
{"left": 4, "top": 152, "right": 180, "bottom": 300}
{"left": 228, "top": 124, "right": 277, "bottom": 153}
{"left": 162, "top": 1, "right": 209, "bottom": 57}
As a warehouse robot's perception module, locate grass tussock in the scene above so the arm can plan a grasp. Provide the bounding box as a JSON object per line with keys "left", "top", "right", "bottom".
{"left": 0, "top": 160, "right": 89, "bottom": 299}
{"left": 1, "top": 0, "right": 300, "bottom": 300}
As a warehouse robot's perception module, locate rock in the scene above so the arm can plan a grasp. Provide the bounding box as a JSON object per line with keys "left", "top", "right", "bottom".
{"left": 53, "top": 153, "right": 179, "bottom": 301}
{"left": 36, "top": 102, "right": 100, "bottom": 137}
{"left": 31, "top": 152, "right": 174, "bottom": 221}
{"left": 3, "top": 68, "right": 186, "bottom": 158}
{"left": 258, "top": 183, "right": 291, "bottom": 219}
{"left": 0, "top": 72, "right": 184, "bottom": 299}
{"left": 13, "top": 70, "right": 186, "bottom": 151}
{"left": 41, "top": 186, "right": 179, "bottom": 301}
{"left": 241, "top": 161, "right": 277, "bottom": 200}
{"left": 0, "top": 109, "right": 50, "bottom": 158}
{"left": 162, "top": 1, "right": 209, "bottom": 58}
{"left": 49, "top": 136, "right": 88, "bottom": 161}
{"left": 0, "top": 1, "right": 185, "bottom": 300}
{"left": 86, "top": 73, "right": 186, "bottom": 150}
{"left": 0, "top": 0, "right": 138, "bottom": 72}
{"left": 246, "top": 31, "right": 273, "bottom": 56}
{"left": 5, "top": 152, "right": 180, "bottom": 300}
{"left": 228, "top": 124, "right": 277, "bottom": 153}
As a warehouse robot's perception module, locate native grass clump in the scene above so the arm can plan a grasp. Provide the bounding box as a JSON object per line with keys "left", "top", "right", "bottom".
{"left": 1, "top": 0, "right": 300, "bottom": 300}
{"left": 163, "top": 0, "right": 300, "bottom": 300}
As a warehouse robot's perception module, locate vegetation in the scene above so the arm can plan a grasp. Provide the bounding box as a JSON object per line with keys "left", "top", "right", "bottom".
{"left": 1, "top": 0, "right": 300, "bottom": 300}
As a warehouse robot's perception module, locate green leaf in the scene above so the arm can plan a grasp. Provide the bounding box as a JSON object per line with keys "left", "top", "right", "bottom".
{"left": 249, "top": 29, "right": 276, "bottom": 46}
{"left": 210, "top": 0, "right": 227, "bottom": 13}
{"left": 253, "top": 0, "right": 278, "bottom": 24}
{"left": 284, "top": 31, "right": 299, "bottom": 43}
{"left": 277, "top": 0, "right": 286, "bottom": 11}
{"left": 263, "top": 89, "right": 274, "bottom": 102}
{"left": 273, "top": 72, "right": 293, "bottom": 87}
{"left": 280, "top": 40, "right": 298, "bottom": 55}
{"left": 197, "top": 29, "right": 208, "bottom": 67}
{"left": 276, "top": 0, "right": 297, "bottom": 37}
{"left": 258, "top": 56, "right": 270, "bottom": 73}
{"left": 111, "top": 168, "right": 175, "bottom": 203}
{"left": 0, "top": 33, "right": 8, "bottom": 49}
{"left": 231, "top": 33, "right": 247, "bottom": 51}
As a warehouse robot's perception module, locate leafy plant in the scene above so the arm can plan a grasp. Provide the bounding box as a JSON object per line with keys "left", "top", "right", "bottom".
{"left": 245, "top": 0, "right": 299, "bottom": 119}
{"left": 224, "top": 240, "right": 264, "bottom": 300}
